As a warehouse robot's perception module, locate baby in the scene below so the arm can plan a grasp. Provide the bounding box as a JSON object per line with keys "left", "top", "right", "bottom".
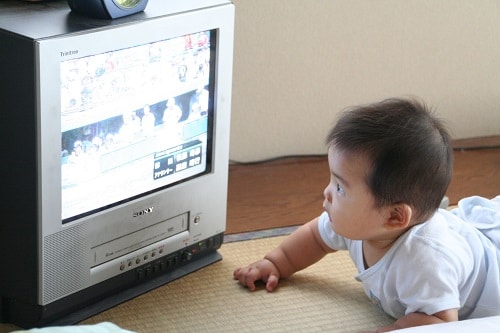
{"left": 233, "top": 97, "right": 500, "bottom": 332}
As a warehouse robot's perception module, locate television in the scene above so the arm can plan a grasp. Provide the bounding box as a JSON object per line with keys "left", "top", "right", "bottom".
{"left": 0, "top": 0, "right": 234, "bottom": 328}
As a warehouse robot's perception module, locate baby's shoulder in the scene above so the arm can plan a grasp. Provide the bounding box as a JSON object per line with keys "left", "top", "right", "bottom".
{"left": 393, "top": 215, "right": 453, "bottom": 252}
{"left": 393, "top": 211, "right": 477, "bottom": 265}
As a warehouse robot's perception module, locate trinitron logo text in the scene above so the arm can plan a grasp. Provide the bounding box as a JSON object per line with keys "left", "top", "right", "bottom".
{"left": 60, "top": 50, "right": 78, "bottom": 57}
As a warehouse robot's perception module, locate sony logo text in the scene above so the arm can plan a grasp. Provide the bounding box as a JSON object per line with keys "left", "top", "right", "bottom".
{"left": 132, "top": 207, "right": 154, "bottom": 218}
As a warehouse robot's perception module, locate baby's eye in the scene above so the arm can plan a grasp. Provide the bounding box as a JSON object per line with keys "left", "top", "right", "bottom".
{"left": 336, "top": 183, "right": 345, "bottom": 195}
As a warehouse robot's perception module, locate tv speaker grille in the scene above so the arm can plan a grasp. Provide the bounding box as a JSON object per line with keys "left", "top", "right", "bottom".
{"left": 42, "top": 223, "right": 91, "bottom": 304}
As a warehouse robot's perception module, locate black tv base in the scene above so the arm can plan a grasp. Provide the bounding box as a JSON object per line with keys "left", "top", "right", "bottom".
{"left": 54, "top": 251, "right": 222, "bottom": 327}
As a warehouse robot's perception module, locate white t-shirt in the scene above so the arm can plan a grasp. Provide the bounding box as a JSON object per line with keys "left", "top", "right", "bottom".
{"left": 318, "top": 196, "right": 500, "bottom": 320}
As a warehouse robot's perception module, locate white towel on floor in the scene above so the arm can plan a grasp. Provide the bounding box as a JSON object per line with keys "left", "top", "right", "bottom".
{"left": 12, "top": 322, "right": 136, "bottom": 333}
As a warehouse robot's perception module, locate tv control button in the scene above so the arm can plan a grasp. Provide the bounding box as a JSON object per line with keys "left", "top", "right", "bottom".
{"left": 207, "top": 238, "right": 214, "bottom": 248}
{"left": 182, "top": 251, "right": 192, "bottom": 261}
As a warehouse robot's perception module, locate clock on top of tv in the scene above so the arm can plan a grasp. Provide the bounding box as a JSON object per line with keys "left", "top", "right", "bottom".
{"left": 67, "top": 0, "right": 149, "bottom": 19}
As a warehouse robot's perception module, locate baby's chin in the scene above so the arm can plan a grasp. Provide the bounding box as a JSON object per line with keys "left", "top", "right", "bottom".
{"left": 328, "top": 218, "right": 341, "bottom": 233}
{"left": 329, "top": 220, "right": 361, "bottom": 240}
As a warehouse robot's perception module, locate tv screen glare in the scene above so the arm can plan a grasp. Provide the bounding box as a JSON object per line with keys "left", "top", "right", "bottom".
{"left": 0, "top": 1, "right": 234, "bottom": 327}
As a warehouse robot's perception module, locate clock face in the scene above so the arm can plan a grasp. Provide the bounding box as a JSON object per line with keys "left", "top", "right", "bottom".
{"left": 114, "top": 0, "right": 143, "bottom": 9}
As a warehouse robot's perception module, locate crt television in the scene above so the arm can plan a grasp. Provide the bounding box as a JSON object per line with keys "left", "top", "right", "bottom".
{"left": 0, "top": 0, "right": 234, "bottom": 328}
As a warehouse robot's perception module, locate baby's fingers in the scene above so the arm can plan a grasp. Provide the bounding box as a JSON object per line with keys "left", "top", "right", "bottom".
{"left": 234, "top": 266, "right": 262, "bottom": 291}
{"left": 233, "top": 267, "right": 242, "bottom": 280}
{"left": 265, "top": 273, "right": 279, "bottom": 292}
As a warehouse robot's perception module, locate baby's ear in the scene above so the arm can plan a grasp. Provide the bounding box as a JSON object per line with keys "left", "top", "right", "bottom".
{"left": 385, "top": 203, "right": 412, "bottom": 230}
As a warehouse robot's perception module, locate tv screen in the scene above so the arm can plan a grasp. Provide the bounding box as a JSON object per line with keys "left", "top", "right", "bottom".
{"left": 60, "top": 30, "right": 215, "bottom": 223}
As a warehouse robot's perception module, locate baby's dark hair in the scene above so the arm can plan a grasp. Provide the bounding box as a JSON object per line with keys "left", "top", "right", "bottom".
{"left": 326, "top": 97, "right": 453, "bottom": 221}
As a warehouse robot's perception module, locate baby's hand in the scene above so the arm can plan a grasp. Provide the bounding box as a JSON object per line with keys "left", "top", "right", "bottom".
{"left": 233, "top": 258, "right": 280, "bottom": 292}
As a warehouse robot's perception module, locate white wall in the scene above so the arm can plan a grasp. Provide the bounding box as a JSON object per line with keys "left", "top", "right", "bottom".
{"left": 229, "top": 0, "right": 500, "bottom": 162}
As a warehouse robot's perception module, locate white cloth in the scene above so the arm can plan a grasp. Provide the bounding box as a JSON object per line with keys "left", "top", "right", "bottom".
{"left": 318, "top": 196, "right": 500, "bottom": 320}
{"left": 12, "top": 322, "right": 136, "bottom": 333}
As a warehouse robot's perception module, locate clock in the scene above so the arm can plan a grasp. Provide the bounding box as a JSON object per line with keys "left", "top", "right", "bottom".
{"left": 67, "top": 0, "right": 149, "bottom": 19}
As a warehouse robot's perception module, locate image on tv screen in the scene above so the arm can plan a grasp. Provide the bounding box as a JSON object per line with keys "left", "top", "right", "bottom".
{"left": 60, "top": 30, "right": 214, "bottom": 223}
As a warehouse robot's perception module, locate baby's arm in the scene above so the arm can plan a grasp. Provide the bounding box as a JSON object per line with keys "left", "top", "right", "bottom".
{"left": 233, "top": 217, "right": 334, "bottom": 291}
{"left": 366, "top": 309, "right": 458, "bottom": 332}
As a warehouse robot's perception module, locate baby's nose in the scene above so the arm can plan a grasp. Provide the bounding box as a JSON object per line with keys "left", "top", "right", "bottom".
{"left": 323, "top": 186, "right": 332, "bottom": 203}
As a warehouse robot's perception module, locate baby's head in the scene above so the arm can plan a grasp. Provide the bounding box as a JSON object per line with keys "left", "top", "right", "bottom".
{"left": 326, "top": 97, "right": 453, "bottom": 222}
